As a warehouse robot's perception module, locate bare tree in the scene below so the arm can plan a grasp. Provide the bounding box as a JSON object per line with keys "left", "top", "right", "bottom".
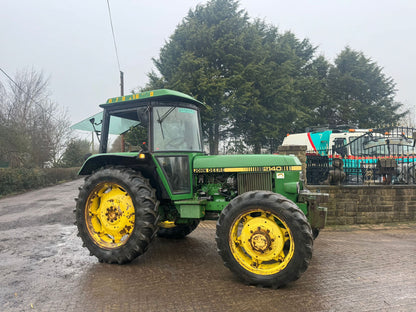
{"left": 0, "top": 68, "right": 70, "bottom": 168}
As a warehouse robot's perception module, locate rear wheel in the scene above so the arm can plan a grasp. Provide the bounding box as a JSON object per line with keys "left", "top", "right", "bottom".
{"left": 157, "top": 220, "right": 200, "bottom": 239}
{"left": 75, "top": 167, "right": 159, "bottom": 264}
{"left": 216, "top": 191, "right": 313, "bottom": 288}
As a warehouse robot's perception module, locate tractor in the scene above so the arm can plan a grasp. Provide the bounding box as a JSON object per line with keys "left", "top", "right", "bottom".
{"left": 75, "top": 89, "right": 328, "bottom": 288}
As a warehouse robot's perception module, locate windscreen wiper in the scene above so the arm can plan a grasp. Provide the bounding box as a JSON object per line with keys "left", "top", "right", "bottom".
{"left": 156, "top": 107, "right": 176, "bottom": 139}
{"left": 157, "top": 107, "right": 176, "bottom": 124}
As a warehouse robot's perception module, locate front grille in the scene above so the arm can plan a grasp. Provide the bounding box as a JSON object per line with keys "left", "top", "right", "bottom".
{"left": 237, "top": 172, "right": 272, "bottom": 194}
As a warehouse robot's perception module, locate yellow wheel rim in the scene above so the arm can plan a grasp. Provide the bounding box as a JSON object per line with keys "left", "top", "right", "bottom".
{"left": 158, "top": 221, "right": 176, "bottom": 228}
{"left": 85, "top": 182, "right": 135, "bottom": 249}
{"left": 229, "top": 209, "right": 294, "bottom": 275}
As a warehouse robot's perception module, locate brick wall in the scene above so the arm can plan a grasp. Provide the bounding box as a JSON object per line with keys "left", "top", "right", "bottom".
{"left": 278, "top": 145, "right": 416, "bottom": 225}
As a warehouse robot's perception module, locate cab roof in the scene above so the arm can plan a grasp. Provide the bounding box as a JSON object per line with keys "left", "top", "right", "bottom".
{"left": 71, "top": 89, "right": 205, "bottom": 135}
{"left": 100, "top": 89, "right": 205, "bottom": 110}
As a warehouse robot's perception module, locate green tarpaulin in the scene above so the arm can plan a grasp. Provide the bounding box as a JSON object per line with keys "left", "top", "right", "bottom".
{"left": 71, "top": 112, "right": 139, "bottom": 135}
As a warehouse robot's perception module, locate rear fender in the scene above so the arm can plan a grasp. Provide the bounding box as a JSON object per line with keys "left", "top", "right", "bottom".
{"left": 78, "top": 153, "right": 147, "bottom": 175}
{"left": 78, "top": 153, "right": 171, "bottom": 200}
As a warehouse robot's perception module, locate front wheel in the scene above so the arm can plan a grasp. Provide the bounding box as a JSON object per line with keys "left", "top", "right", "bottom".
{"left": 216, "top": 191, "right": 313, "bottom": 288}
{"left": 75, "top": 167, "right": 159, "bottom": 264}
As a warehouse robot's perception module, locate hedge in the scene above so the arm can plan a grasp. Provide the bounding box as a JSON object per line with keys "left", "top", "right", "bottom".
{"left": 0, "top": 167, "right": 80, "bottom": 197}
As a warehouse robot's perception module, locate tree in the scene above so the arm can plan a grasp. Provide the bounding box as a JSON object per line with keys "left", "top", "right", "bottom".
{"left": 0, "top": 69, "right": 70, "bottom": 167}
{"left": 144, "top": 1, "right": 403, "bottom": 153}
{"left": 325, "top": 47, "right": 404, "bottom": 128}
{"left": 147, "top": 0, "right": 250, "bottom": 154}
{"left": 123, "top": 125, "right": 148, "bottom": 150}
{"left": 228, "top": 22, "right": 329, "bottom": 152}
{"left": 110, "top": 125, "right": 148, "bottom": 152}
{"left": 146, "top": 0, "right": 330, "bottom": 153}
{"left": 60, "top": 139, "right": 91, "bottom": 167}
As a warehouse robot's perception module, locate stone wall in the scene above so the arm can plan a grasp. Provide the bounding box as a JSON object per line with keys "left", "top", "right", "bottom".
{"left": 278, "top": 145, "right": 416, "bottom": 225}
{"left": 278, "top": 145, "right": 307, "bottom": 181}
{"left": 307, "top": 185, "right": 416, "bottom": 225}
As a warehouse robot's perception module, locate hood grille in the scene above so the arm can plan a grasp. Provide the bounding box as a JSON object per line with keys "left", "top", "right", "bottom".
{"left": 237, "top": 172, "right": 272, "bottom": 194}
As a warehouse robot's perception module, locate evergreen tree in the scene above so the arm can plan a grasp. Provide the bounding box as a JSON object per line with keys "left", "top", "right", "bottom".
{"left": 124, "top": 125, "right": 148, "bottom": 150}
{"left": 60, "top": 139, "right": 90, "bottom": 168}
{"left": 144, "top": 1, "right": 403, "bottom": 153}
{"left": 326, "top": 47, "right": 404, "bottom": 128}
{"left": 230, "top": 24, "right": 326, "bottom": 152}
{"left": 147, "top": 0, "right": 250, "bottom": 154}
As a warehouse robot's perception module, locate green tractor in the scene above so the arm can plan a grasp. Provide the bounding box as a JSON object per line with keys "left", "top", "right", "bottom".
{"left": 75, "top": 89, "right": 328, "bottom": 288}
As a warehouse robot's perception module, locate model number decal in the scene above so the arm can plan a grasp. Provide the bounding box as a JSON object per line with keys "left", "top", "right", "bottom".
{"left": 262, "top": 165, "right": 302, "bottom": 171}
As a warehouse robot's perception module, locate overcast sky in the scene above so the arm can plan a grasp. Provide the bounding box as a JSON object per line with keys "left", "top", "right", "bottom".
{"left": 1, "top": 0, "right": 415, "bottom": 127}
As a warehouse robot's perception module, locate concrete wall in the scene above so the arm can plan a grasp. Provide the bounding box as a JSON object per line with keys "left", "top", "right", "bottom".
{"left": 278, "top": 145, "right": 416, "bottom": 225}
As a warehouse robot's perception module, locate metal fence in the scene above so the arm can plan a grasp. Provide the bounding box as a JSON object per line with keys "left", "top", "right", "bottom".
{"left": 306, "top": 126, "right": 416, "bottom": 185}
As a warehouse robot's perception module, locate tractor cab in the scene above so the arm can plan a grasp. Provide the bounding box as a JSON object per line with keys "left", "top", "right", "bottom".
{"left": 98, "top": 89, "right": 205, "bottom": 154}
{"left": 79, "top": 89, "right": 205, "bottom": 199}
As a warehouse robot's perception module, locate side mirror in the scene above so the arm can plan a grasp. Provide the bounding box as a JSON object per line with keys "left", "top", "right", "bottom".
{"left": 137, "top": 107, "right": 149, "bottom": 127}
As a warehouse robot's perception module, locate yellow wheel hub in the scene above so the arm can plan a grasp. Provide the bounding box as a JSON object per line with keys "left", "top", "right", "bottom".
{"left": 85, "top": 182, "right": 135, "bottom": 249}
{"left": 158, "top": 221, "right": 176, "bottom": 228}
{"left": 230, "top": 209, "right": 294, "bottom": 275}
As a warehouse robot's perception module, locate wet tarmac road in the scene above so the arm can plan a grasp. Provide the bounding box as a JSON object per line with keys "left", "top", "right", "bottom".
{"left": 0, "top": 179, "right": 415, "bottom": 312}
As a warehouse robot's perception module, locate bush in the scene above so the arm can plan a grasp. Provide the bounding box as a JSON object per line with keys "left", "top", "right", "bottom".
{"left": 0, "top": 167, "right": 80, "bottom": 197}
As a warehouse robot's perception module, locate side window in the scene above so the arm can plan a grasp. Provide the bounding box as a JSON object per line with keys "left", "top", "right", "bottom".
{"left": 156, "top": 156, "right": 190, "bottom": 194}
{"left": 350, "top": 136, "right": 364, "bottom": 156}
{"left": 332, "top": 138, "right": 347, "bottom": 157}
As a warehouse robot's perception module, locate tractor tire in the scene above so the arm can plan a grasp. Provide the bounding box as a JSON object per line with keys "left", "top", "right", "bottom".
{"left": 157, "top": 220, "right": 200, "bottom": 239}
{"left": 75, "top": 167, "right": 159, "bottom": 264}
{"left": 216, "top": 191, "right": 313, "bottom": 288}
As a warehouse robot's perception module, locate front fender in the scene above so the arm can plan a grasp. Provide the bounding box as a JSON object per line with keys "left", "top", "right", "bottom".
{"left": 298, "top": 190, "right": 329, "bottom": 229}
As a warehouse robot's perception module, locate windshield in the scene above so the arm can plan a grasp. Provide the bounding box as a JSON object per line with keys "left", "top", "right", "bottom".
{"left": 153, "top": 106, "right": 202, "bottom": 152}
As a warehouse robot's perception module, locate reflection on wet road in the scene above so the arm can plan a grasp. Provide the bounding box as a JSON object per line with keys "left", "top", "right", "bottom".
{"left": 1, "top": 179, "right": 415, "bottom": 311}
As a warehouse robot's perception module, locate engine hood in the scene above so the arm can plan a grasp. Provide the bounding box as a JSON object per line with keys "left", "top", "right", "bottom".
{"left": 193, "top": 154, "right": 302, "bottom": 173}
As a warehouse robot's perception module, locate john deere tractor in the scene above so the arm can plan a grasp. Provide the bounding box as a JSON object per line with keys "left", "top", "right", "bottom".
{"left": 75, "top": 89, "right": 328, "bottom": 288}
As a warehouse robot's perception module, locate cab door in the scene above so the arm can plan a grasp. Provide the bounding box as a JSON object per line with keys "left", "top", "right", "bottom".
{"left": 154, "top": 154, "right": 191, "bottom": 195}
